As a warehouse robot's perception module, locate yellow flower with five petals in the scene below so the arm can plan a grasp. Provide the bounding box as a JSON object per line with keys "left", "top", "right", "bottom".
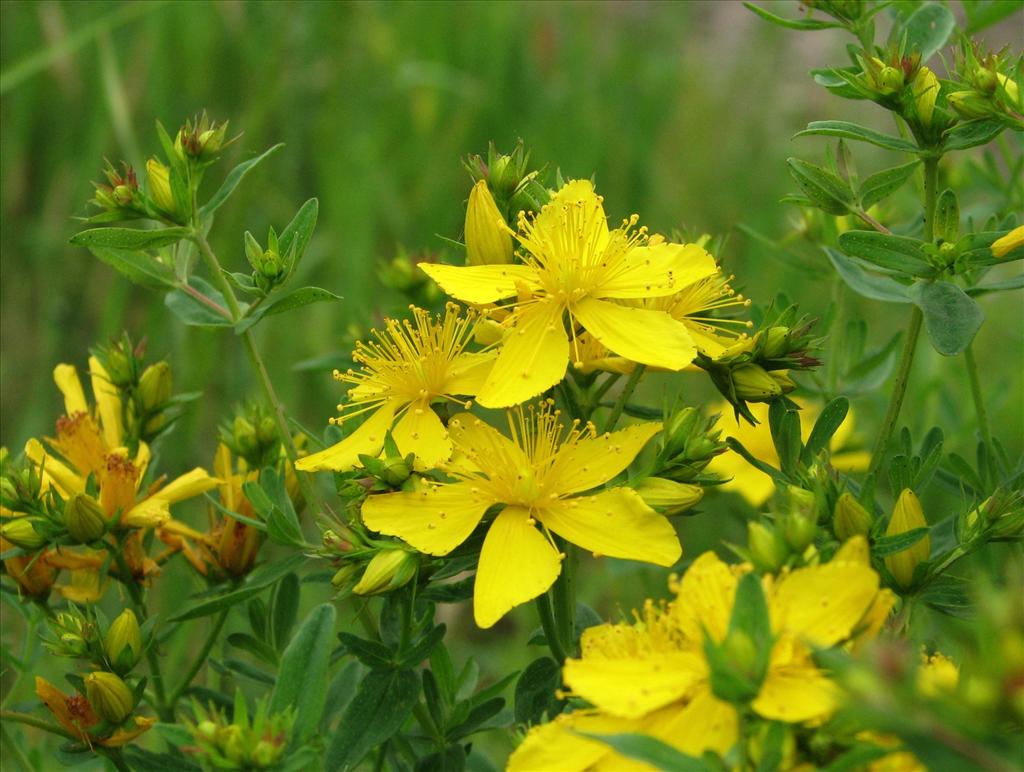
{"left": 296, "top": 304, "right": 495, "bottom": 473}
{"left": 419, "top": 180, "right": 719, "bottom": 407}
{"left": 361, "top": 403, "right": 680, "bottom": 628}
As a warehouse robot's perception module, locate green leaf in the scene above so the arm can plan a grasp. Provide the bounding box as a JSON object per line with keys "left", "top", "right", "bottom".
{"left": 169, "top": 553, "right": 307, "bottom": 622}
{"left": 966, "top": 274, "right": 1024, "bottom": 295}
{"left": 514, "top": 656, "right": 561, "bottom": 725}
{"left": 796, "top": 121, "right": 918, "bottom": 152}
{"left": 786, "top": 158, "right": 854, "bottom": 215}
{"left": 838, "top": 231, "right": 934, "bottom": 277}
{"left": 802, "top": 397, "right": 849, "bottom": 464}
{"left": 859, "top": 160, "right": 919, "bottom": 209}
{"left": 278, "top": 198, "right": 319, "bottom": 269}
{"left": 583, "top": 733, "right": 708, "bottom": 771}
{"left": 768, "top": 400, "right": 802, "bottom": 476}
{"left": 200, "top": 143, "right": 284, "bottom": 219}
{"left": 325, "top": 668, "right": 420, "bottom": 772}
{"left": 958, "top": 230, "right": 1024, "bottom": 267}
{"left": 446, "top": 696, "right": 505, "bottom": 741}
{"left": 164, "top": 276, "right": 235, "bottom": 328}
{"left": 743, "top": 2, "right": 843, "bottom": 30}
{"left": 963, "top": 0, "right": 1024, "bottom": 33}
{"left": 270, "top": 603, "right": 337, "bottom": 745}
{"left": 337, "top": 633, "right": 396, "bottom": 669}
{"left": 235, "top": 286, "right": 343, "bottom": 334}
{"left": 70, "top": 226, "right": 190, "bottom": 251}
{"left": 872, "top": 527, "right": 930, "bottom": 557}
{"left": 894, "top": 3, "right": 955, "bottom": 61}
{"left": 825, "top": 248, "right": 912, "bottom": 303}
{"left": 85, "top": 246, "right": 177, "bottom": 289}
{"left": 920, "top": 574, "right": 972, "bottom": 617}
{"left": 725, "top": 438, "right": 786, "bottom": 482}
{"left": 943, "top": 119, "right": 1005, "bottom": 151}
{"left": 811, "top": 67, "right": 873, "bottom": 100}
{"left": 226, "top": 633, "right": 278, "bottom": 666}
{"left": 271, "top": 572, "right": 301, "bottom": 652}
{"left": 907, "top": 281, "right": 985, "bottom": 356}
{"left": 934, "top": 189, "right": 959, "bottom": 243}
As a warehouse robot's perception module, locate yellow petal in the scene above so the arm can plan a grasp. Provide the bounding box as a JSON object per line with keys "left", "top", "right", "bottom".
{"left": 564, "top": 651, "right": 702, "bottom": 718}
{"left": 36, "top": 676, "right": 96, "bottom": 740}
{"left": 445, "top": 351, "right": 497, "bottom": 395}
{"left": 883, "top": 489, "right": 930, "bottom": 590}
{"left": 648, "top": 688, "right": 738, "bottom": 758}
{"left": 530, "top": 179, "right": 610, "bottom": 256}
{"left": 672, "top": 551, "right": 741, "bottom": 644}
{"left": 507, "top": 710, "right": 636, "bottom": 772}
{"left": 448, "top": 412, "right": 531, "bottom": 472}
{"left": 361, "top": 481, "right": 493, "bottom": 556}
{"left": 133, "top": 442, "right": 152, "bottom": 487}
{"left": 122, "top": 498, "right": 170, "bottom": 528}
{"left": 548, "top": 421, "right": 662, "bottom": 494}
{"left": 753, "top": 659, "right": 837, "bottom": 723}
{"left": 539, "top": 488, "right": 681, "bottom": 566}
{"left": 474, "top": 505, "right": 561, "bottom": 628}
{"left": 149, "top": 468, "right": 220, "bottom": 504}
{"left": 475, "top": 299, "right": 569, "bottom": 409}
{"left": 991, "top": 225, "right": 1024, "bottom": 259}
{"left": 391, "top": 403, "right": 452, "bottom": 470}
{"left": 770, "top": 560, "right": 879, "bottom": 647}
{"left": 25, "top": 438, "right": 84, "bottom": 495}
{"left": 100, "top": 716, "right": 157, "bottom": 747}
{"left": 597, "top": 242, "right": 718, "bottom": 299}
{"left": 56, "top": 569, "right": 108, "bottom": 603}
{"left": 295, "top": 401, "right": 399, "bottom": 472}
{"left": 572, "top": 298, "right": 696, "bottom": 370}
{"left": 88, "top": 356, "right": 123, "bottom": 449}
{"left": 418, "top": 262, "right": 538, "bottom": 305}
{"left": 53, "top": 364, "right": 88, "bottom": 416}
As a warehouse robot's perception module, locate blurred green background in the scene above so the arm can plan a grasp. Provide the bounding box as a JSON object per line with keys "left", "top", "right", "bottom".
{"left": 1, "top": 0, "right": 1022, "bottom": 767}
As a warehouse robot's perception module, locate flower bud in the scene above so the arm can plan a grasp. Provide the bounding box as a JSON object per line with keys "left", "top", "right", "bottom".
{"left": 65, "top": 493, "right": 108, "bottom": 543}
{"left": 911, "top": 66, "right": 939, "bottom": 127}
{"left": 760, "top": 327, "right": 790, "bottom": 359}
{"left": 353, "top": 549, "right": 418, "bottom": 595}
{"left": 833, "top": 492, "right": 872, "bottom": 540}
{"left": 948, "top": 91, "right": 995, "bottom": 120}
{"left": 84, "top": 671, "right": 134, "bottom": 724}
{"left": 146, "top": 158, "right": 176, "bottom": 215}
{"left": 331, "top": 563, "right": 361, "bottom": 589}
{"left": 878, "top": 65, "right": 904, "bottom": 95}
{"left": 217, "top": 520, "right": 262, "bottom": 577}
{"left": 747, "top": 522, "right": 789, "bottom": 573}
{"left": 732, "top": 364, "right": 782, "bottom": 402}
{"left": 769, "top": 370, "right": 796, "bottom": 395}
{"left": 884, "top": 489, "right": 930, "bottom": 589}
{"left": 234, "top": 416, "right": 258, "bottom": 456}
{"left": 251, "top": 739, "right": 283, "bottom": 767}
{"left": 996, "top": 73, "right": 1020, "bottom": 106}
{"left": 218, "top": 724, "right": 246, "bottom": 762}
{"left": 139, "top": 362, "right": 172, "bottom": 412}
{"left": 991, "top": 226, "right": 1024, "bottom": 260}
{"left": 1, "top": 518, "right": 46, "bottom": 550}
{"left": 465, "top": 180, "right": 513, "bottom": 265}
{"left": 196, "top": 720, "right": 218, "bottom": 742}
{"left": 784, "top": 510, "right": 817, "bottom": 552}
{"left": 634, "top": 477, "right": 703, "bottom": 516}
{"left": 105, "top": 609, "right": 142, "bottom": 674}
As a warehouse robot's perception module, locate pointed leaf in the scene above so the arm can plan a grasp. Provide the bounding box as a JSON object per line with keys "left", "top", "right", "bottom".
{"left": 943, "top": 120, "right": 1005, "bottom": 151}
{"left": 83, "top": 246, "right": 177, "bottom": 289}
{"left": 934, "top": 189, "right": 959, "bottom": 243}
{"left": 235, "top": 286, "right": 342, "bottom": 334}
{"left": 743, "top": 2, "right": 843, "bottom": 30}
{"left": 583, "top": 733, "right": 708, "bottom": 771}
{"left": 71, "top": 226, "right": 190, "bottom": 251}
{"left": 825, "top": 248, "right": 912, "bottom": 303}
{"left": 270, "top": 603, "right": 337, "bottom": 745}
{"left": 200, "top": 144, "right": 284, "bottom": 218}
{"left": 796, "top": 121, "right": 918, "bottom": 152}
{"left": 859, "top": 160, "right": 919, "bottom": 209}
{"left": 838, "top": 231, "right": 934, "bottom": 277}
{"left": 787, "top": 158, "right": 854, "bottom": 215}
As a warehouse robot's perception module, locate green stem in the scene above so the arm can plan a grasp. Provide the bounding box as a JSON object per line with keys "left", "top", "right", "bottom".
{"left": 109, "top": 544, "right": 170, "bottom": 719}
{"left": 551, "top": 542, "right": 577, "bottom": 659}
{"left": 963, "top": 342, "right": 992, "bottom": 450}
{"left": 590, "top": 372, "right": 622, "bottom": 411}
{"left": 868, "top": 155, "right": 939, "bottom": 473}
{"left": 167, "top": 608, "right": 230, "bottom": 710}
{"left": 0, "top": 711, "right": 74, "bottom": 740}
{"left": 603, "top": 365, "right": 646, "bottom": 433}
{"left": 534, "top": 593, "right": 567, "bottom": 663}
{"left": 191, "top": 230, "right": 325, "bottom": 515}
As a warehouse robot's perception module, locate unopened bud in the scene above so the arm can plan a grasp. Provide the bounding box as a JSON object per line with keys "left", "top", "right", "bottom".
{"left": 251, "top": 739, "right": 282, "bottom": 767}
{"left": 1, "top": 518, "right": 46, "bottom": 550}
{"left": 218, "top": 724, "right": 246, "bottom": 762}
{"left": 146, "top": 158, "right": 176, "bottom": 215}
{"left": 760, "top": 327, "right": 790, "bottom": 359}
{"left": 833, "top": 492, "right": 872, "bottom": 540}
{"left": 84, "top": 671, "right": 134, "bottom": 724}
{"left": 634, "top": 477, "right": 704, "bottom": 515}
{"left": 331, "top": 563, "right": 361, "bottom": 589}
{"left": 139, "top": 362, "right": 172, "bottom": 411}
{"left": 884, "top": 489, "right": 930, "bottom": 589}
{"left": 912, "top": 66, "right": 939, "bottom": 127}
{"left": 748, "top": 522, "right": 789, "bottom": 573}
{"left": 878, "top": 65, "right": 904, "bottom": 95}
{"left": 784, "top": 511, "right": 817, "bottom": 552}
{"left": 234, "top": 416, "right": 258, "bottom": 456}
{"left": 112, "top": 184, "right": 134, "bottom": 207}
{"left": 948, "top": 91, "right": 995, "bottom": 120}
{"left": 353, "top": 549, "right": 418, "bottom": 595}
{"left": 996, "top": 73, "right": 1020, "bottom": 106}
{"left": 465, "top": 180, "right": 513, "bottom": 265}
{"left": 196, "top": 720, "right": 218, "bottom": 742}
{"left": 105, "top": 609, "right": 142, "bottom": 674}
{"left": 65, "top": 493, "right": 107, "bottom": 543}
{"left": 732, "top": 364, "right": 782, "bottom": 402}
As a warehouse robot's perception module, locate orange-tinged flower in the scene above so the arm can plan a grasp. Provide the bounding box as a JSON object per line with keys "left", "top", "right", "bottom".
{"left": 0, "top": 536, "right": 56, "bottom": 598}
{"left": 34, "top": 676, "right": 154, "bottom": 747}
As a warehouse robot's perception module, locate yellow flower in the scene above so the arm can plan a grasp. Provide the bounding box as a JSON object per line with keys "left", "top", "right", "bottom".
{"left": 146, "top": 158, "right": 175, "bottom": 215}
{"left": 0, "top": 535, "right": 56, "bottom": 598}
{"left": 296, "top": 304, "right": 495, "bottom": 472}
{"left": 883, "top": 489, "right": 930, "bottom": 590}
{"left": 361, "top": 403, "right": 679, "bottom": 628}
{"left": 710, "top": 400, "right": 870, "bottom": 506}
{"left": 509, "top": 540, "right": 882, "bottom": 769}
{"left": 420, "top": 180, "right": 719, "bottom": 407}
{"left": 25, "top": 362, "right": 219, "bottom": 530}
{"left": 991, "top": 225, "right": 1024, "bottom": 259}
